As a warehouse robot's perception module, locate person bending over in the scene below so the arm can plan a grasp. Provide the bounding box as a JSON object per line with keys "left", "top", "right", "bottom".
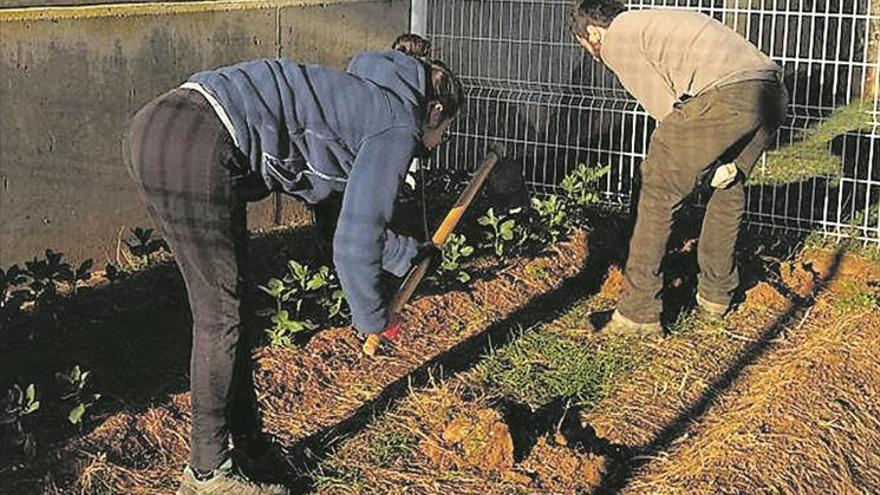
{"left": 571, "top": 0, "right": 788, "bottom": 333}
{"left": 125, "top": 47, "right": 463, "bottom": 494}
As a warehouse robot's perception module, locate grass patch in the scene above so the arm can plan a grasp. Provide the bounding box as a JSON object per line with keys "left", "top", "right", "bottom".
{"left": 833, "top": 280, "right": 878, "bottom": 315}
{"left": 311, "top": 465, "right": 366, "bottom": 492}
{"left": 803, "top": 230, "right": 880, "bottom": 266}
{"left": 366, "top": 426, "right": 416, "bottom": 467}
{"left": 668, "top": 309, "right": 699, "bottom": 335}
{"left": 474, "top": 329, "right": 633, "bottom": 410}
{"left": 751, "top": 100, "right": 873, "bottom": 186}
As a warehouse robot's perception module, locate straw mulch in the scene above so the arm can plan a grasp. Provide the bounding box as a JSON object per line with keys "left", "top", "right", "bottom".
{"left": 625, "top": 299, "right": 880, "bottom": 494}
{"left": 25, "top": 231, "right": 588, "bottom": 494}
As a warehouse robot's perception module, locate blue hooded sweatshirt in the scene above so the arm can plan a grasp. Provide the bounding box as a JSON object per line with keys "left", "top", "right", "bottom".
{"left": 188, "top": 51, "right": 425, "bottom": 333}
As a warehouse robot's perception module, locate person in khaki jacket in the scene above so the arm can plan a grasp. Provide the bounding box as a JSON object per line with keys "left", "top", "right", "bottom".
{"left": 571, "top": 0, "right": 788, "bottom": 333}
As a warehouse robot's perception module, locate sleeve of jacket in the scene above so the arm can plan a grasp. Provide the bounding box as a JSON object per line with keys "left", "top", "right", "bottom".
{"left": 334, "top": 126, "right": 419, "bottom": 334}
{"left": 382, "top": 229, "right": 419, "bottom": 277}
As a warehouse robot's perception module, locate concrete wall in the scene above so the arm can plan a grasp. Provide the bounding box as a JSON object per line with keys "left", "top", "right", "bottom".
{"left": 0, "top": 0, "right": 409, "bottom": 267}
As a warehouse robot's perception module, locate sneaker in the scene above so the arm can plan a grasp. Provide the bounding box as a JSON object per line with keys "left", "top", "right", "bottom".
{"left": 177, "top": 458, "right": 289, "bottom": 495}
{"left": 601, "top": 309, "right": 663, "bottom": 337}
{"left": 695, "top": 293, "right": 729, "bottom": 317}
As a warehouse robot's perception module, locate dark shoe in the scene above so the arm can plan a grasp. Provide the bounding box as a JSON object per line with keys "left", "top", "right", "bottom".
{"left": 602, "top": 310, "right": 662, "bottom": 337}
{"left": 177, "top": 458, "right": 289, "bottom": 495}
{"left": 695, "top": 293, "right": 729, "bottom": 317}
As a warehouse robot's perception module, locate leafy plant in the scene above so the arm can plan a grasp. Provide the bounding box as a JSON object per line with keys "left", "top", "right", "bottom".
{"left": 436, "top": 234, "right": 475, "bottom": 285}
{"left": 560, "top": 163, "right": 610, "bottom": 211}
{"left": 530, "top": 194, "right": 570, "bottom": 245}
{"left": 310, "top": 267, "right": 349, "bottom": 322}
{"left": 1, "top": 264, "right": 31, "bottom": 322}
{"left": 104, "top": 262, "right": 126, "bottom": 283}
{"left": 0, "top": 383, "right": 40, "bottom": 459}
{"left": 123, "top": 227, "right": 168, "bottom": 269}
{"left": 265, "top": 310, "right": 317, "bottom": 347}
{"left": 24, "top": 249, "right": 72, "bottom": 303}
{"left": 56, "top": 365, "right": 101, "bottom": 426}
{"left": 478, "top": 208, "right": 528, "bottom": 260}
{"left": 57, "top": 259, "right": 93, "bottom": 295}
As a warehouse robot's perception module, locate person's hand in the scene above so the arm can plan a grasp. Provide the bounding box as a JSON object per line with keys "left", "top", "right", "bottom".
{"left": 710, "top": 162, "right": 739, "bottom": 189}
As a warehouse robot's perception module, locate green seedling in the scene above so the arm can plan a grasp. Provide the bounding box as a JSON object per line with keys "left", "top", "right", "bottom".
{"left": 56, "top": 365, "right": 101, "bottom": 426}
{"left": 259, "top": 277, "right": 314, "bottom": 347}
{"left": 530, "top": 194, "right": 569, "bottom": 245}
{"left": 311, "top": 267, "right": 349, "bottom": 321}
{"left": 265, "top": 310, "right": 318, "bottom": 347}
{"left": 103, "top": 262, "right": 126, "bottom": 283}
{"left": 833, "top": 281, "right": 878, "bottom": 315}
{"left": 259, "top": 278, "right": 298, "bottom": 314}
{"left": 1, "top": 264, "right": 31, "bottom": 322}
{"left": 0, "top": 383, "right": 40, "bottom": 459}
{"left": 57, "top": 259, "right": 93, "bottom": 295}
{"left": 24, "top": 249, "right": 72, "bottom": 303}
{"left": 123, "top": 227, "right": 168, "bottom": 269}
{"left": 560, "top": 163, "right": 610, "bottom": 211}
{"left": 437, "top": 233, "right": 475, "bottom": 285}
{"left": 478, "top": 208, "right": 528, "bottom": 260}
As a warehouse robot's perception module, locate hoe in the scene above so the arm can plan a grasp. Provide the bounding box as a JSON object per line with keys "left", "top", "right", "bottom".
{"left": 363, "top": 143, "right": 525, "bottom": 356}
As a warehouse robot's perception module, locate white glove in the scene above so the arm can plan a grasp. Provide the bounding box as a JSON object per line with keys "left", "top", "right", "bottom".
{"left": 710, "top": 163, "right": 739, "bottom": 189}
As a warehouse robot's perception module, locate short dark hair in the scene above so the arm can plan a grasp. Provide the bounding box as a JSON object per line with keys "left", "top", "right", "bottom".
{"left": 423, "top": 58, "right": 465, "bottom": 121}
{"left": 571, "top": 0, "right": 627, "bottom": 36}
{"left": 392, "top": 33, "right": 432, "bottom": 58}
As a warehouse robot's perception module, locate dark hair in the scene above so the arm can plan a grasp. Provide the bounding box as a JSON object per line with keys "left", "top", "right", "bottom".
{"left": 423, "top": 58, "right": 465, "bottom": 121}
{"left": 392, "top": 33, "right": 432, "bottom": 58}
{"left": 571, "top": 0, "right": 627, "bottom": 35}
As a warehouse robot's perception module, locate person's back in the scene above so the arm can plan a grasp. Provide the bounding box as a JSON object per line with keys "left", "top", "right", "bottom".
{"left": 188, "top": 51, "right": 425, "bottom": 202}
{"left": 602, "top": 9, "right": 780, "bottom": 120}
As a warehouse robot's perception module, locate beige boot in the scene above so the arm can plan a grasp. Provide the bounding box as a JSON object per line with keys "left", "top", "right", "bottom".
{"left": 177, "top": 458, "right": 289, "bottom": 495}
{"left": 602, "top": 309, "right": 663, "bottom": 337}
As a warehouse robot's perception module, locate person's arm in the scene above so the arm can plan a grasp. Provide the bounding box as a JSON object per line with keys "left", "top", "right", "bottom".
{"left": 382, "top": 229, "right": 419, "bottom": 277}
{"left": 334, "top": 126, "right": 419, "bottom": 334}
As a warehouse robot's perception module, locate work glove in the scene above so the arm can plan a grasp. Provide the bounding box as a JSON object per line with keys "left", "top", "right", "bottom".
{"left": 379, "top": 312, "right": 403, "bottom": 343}
{"left": 709, "top": 162, "right": 739, "bottom": 189}
{"left": 362, "top": 312, "right": 402, "bottom": 356}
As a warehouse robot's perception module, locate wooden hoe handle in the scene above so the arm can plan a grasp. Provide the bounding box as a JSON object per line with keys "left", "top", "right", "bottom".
{"left": 363, "top": 145, "right": 506, "bottom": 356}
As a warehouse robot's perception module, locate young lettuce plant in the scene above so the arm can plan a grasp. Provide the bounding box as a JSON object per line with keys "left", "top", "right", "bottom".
{"left": 478, "top": 208, "right": 528, "bottom": 260}
{"left": 0, "top": 383, "right": 40, "bottom": 459}
{"left": 56, "top": 365, "right": 101, "bottom": 426}
{"left": 437, "top": 233, "right": 475, "bottom": 285}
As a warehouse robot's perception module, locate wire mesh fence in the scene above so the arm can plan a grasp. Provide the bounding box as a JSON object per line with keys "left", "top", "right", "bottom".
{"left": 419, "top": 0, "right": 880, "bottom": 243}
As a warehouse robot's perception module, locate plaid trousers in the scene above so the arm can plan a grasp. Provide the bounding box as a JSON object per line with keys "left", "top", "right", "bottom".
{"left": 125, "top": 88, "right": 268, "bottom": 472}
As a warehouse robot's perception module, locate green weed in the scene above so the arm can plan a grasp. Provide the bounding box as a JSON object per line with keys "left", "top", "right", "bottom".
{"left": 833, "top": 281, "right": 878, "bottom": 315}
{"left": 366, "top": 427, "right": 415, "bottom": 466}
